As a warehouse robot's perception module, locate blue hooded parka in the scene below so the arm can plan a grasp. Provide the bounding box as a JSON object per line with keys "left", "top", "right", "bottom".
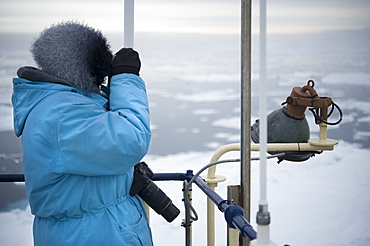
{"left": 12, "top": 68, "right": 153, "bottom": 245}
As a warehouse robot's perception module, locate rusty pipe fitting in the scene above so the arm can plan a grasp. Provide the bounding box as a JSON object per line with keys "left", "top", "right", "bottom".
{"left": 283, "top": 80, "right": 332, "bottom": 122}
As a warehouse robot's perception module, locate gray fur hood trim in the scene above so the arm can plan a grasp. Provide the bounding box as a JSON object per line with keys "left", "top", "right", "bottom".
{"left": 30, "top": 21, "right": 112, "bottom": 93}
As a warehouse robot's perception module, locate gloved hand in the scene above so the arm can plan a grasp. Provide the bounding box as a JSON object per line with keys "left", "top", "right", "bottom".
{"left": 110, "top": 48, "right": 141, "bottom": 77}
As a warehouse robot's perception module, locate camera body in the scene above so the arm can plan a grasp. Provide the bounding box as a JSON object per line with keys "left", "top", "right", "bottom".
{"left": 130, "top": 162, "right": 180, "bottom": 223}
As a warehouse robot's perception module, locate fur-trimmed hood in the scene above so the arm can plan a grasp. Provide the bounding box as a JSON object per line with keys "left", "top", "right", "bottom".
{"left": 30, "top": 21, "right": 112, "bottom": 93}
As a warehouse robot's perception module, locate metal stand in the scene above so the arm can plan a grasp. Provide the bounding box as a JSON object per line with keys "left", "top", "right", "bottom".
{"left": 182, "top": 179, "right": 193, "bottom": 246}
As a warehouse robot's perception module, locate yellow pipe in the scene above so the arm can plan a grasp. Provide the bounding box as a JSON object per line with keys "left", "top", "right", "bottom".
{"left": 205, "top": 144, "right": 239, "bottom": 246}
{"left": 208, "top": 144, "right": 241, "bottom": 178}
{"left": 206, "top": 186, "right": 216, "bottom": 246}
{"left": 320, "top": 123, "right": 328, "bottom": 141}
{"left": 251, "top": 142, "right": 336, "bottom": 151}
{"left": 309, "top": 124, "right": 339, "bottom": 147}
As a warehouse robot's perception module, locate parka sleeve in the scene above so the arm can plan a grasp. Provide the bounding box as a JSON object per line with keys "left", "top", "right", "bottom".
{"left": 57, "top": 74, "right": 151, "bottom": 176}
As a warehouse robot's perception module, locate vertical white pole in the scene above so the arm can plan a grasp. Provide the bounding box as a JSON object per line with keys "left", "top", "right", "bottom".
{"left": 124, "top": 0, "right": 135, "bottom": 48}
{"left": 251, "top": 0, "right": 276, "bottom": 245}
{"left": 259, "top": 0, "right": 267, "bottom": 208}
{"left": 257, "top": 0, "right": 270, "bottom": 240}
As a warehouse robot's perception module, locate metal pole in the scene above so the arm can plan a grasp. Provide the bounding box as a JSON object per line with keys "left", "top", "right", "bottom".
{"left": 183, "top": 180, "right": 193, "bottom": 246}
{"left": 124, "top": 0, "right": 135, "bottom": 47}
{"left": 250, "top": 1, "right": 276, "bottom": 245}
{"left": 240, "top": 0, "right": 252, "bottom": 245}
{"left": 256, "top": 0, "right": 272, "bottom": 243}
{"left": 259, "top": 0, "right": 268, "bottom": 203}
{"left": 227, "top": 185, "right": 241, "bottom": 246}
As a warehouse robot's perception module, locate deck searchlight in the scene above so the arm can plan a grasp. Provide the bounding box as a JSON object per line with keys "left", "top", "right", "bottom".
{"left": 251, "top": 80, "right": 343, "bottom": 164}
{"left": 205, "top": 80, "right": 343, "bottom": 246}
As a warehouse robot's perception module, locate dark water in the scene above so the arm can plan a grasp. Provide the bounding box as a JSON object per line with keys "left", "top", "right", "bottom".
{"left": 0, "top": 131, "right": 26, "bottom": 211}
{"left": 1, "top": 30, "right": 369, "bottom": 211}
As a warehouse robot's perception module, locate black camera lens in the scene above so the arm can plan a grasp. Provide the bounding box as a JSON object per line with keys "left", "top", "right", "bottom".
{"left": 138, "top": 182, "right": 180, "bottom": 223}
{"left": 130, "top": 162, "right": 180, "bottom": 223}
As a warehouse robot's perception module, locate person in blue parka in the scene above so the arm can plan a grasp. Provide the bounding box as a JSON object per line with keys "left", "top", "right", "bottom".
{"left": 12, "top": 21, "right": 153, "bottom": 245}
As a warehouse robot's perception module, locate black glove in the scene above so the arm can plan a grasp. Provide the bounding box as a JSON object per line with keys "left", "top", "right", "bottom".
{"left": 110, "top": 48, "right": 141, "bottom": 77}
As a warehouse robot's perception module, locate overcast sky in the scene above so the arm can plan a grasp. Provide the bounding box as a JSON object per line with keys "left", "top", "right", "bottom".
{"left": 0, "top": 0, "right": 369, "bottom": 35}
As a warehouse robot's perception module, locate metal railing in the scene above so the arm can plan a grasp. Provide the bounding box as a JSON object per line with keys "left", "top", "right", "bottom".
{"left": 0, "top": 168, "right": 258, "bottom": 246}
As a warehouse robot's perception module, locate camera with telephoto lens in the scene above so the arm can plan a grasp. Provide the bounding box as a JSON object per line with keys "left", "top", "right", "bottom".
{"left": 130, "top": 162, "right": 180, "bottom": 223}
